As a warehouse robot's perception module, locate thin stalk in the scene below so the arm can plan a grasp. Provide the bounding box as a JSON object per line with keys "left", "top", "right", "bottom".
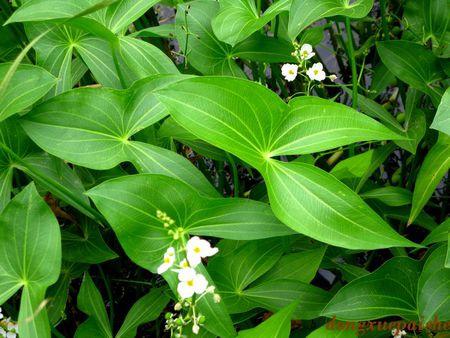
{"left": 345, "top": 17, "right": 358, "bottom": 109}
{"left": 379, "top": 0, "right": 389, "bottom": 40}
{"left": 345, "top": 17, "right": 358, "bottom": 157}
{"left": 51, "top": 326, "right": 66, "bottom": 338}
{"left": 98, "top": 265, "right": 115, "bottom": 330}
{"left": 226, "top": 153, "right": 239, "bottom": 197}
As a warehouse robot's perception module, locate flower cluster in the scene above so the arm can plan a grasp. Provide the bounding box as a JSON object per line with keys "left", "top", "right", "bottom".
{"left": 281, "top": 43, "right": 337, "bottom": 87}
{"left": 0, "top": 308, "right": 19, "bottom": 338}
{"left": 391, "top": 329, "right": 407, "bottom": 338}
{"left": 155, "top": 210, "right": 220, "bottom": 337}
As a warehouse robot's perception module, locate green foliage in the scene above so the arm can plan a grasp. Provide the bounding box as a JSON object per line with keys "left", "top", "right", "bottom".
{"left": 0, "top": 0, "right": 448, "bottom": 337}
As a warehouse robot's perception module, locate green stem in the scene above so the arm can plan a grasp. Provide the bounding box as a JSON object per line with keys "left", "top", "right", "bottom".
{"left": 345, "top": 17, "right": 358, "bottom": 110}
{"left": 380, "top": 0, "right": 389, "bottom": 40}
{"left": 51, "top": 326, "right": 66, "bottom": 338}
{"left": 226, "top": 153, "right": 239, "bottom": 197}
{"left": 98, "top": 265, "right": 115, "bottom": 330}
{"left": 345, "top": 17, "right": 358, "bottom": 157}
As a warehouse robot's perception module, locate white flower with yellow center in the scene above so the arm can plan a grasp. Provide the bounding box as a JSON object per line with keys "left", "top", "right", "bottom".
{"left": 300, "top": 44, "right": 315, "bottom": 60}
{"left": 281, "top": 63, "right": 298, "bottom": 82}
{"left": 186, "top": 236, "right": 218, "bottom": 268}
{"left": 306, "top": 62, "right": 326, "bottom": 81}
{"left": 157, "top": 247, "right": 176, "bottom": 274}
{"left": 177, "top": 267, "right": 208, "bottom": 299}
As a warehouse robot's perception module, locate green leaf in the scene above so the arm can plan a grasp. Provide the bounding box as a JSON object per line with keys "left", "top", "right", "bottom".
{"left": 232, "top": 34, "right": 296, "bottom": 63}
{"left": 21, "top": 75, "right": 178, "bottom": 169}
{"left": 6, "top": 0, "right": 118, "bottom": 23}
{"left": 322, "top": 257, "right": 421, "bottom": 321}
{"left": 288, "top": 0, "right": 374, "bottom": 40}
{"left": 376, "top": 41, "right": 446, "bottom": 106}
{"left": 266, "top": 161, "right": 418, "bottom": 250}
{"left": 258, "top": 246, "right": 327, "bottom": 284}
{"left": 211, "top": 0, "right": 290, "bottom": 46}
{"left": 175, "top": 1, "right": 245, "bottom": 77}
{"left": 360, "top": 187, "right": 412, "bottom": 207}
{"left": 409, "top": 133, "right": 450, "bottom": 224}
{"left": 0, "top": 183, "right": 61, "bottom": 337}
{"left": 102, "top": 0, "right": 159, "bottom": 34}
{"left": 87, "top": 174, "right": 293, "bottom": 272}
{"left": 116, "top": 288, "right": 169, "bottom": 338}
{"left": 236, "top": 301, "right": 298, "bottom": 338}
{"left": 323, "top": 246, "right": 450, "bottom": 322}
{"left": 62, "top": 218, "right": 118, "bottom": 264}
{"left": 118, "top": 36, "right": 178, "bottom": 80}
{"left": 156, "top": 76, "right": 416, "bottom": 250}
{"left": 208, "top": 240, "right": 331, "bottom": 319}
{"left": 269, "top": 96, "right": 404, "bottom": 157}
{"left": 331, "top": 144, "right": 395, "bottom": 191}
{"left": 75, "top": 272, "right": 113, "bottom": 338}
{"left": 47, "top": 262, "right": 88, "bottom": 324}
{"left": 431, "top": 87, "right": 450, "bottom": 136}
{"left": 0, "top": 63, "right": 56, "bottom": 121}
{"left": 422, "top": 218, "right": 450, "bottom": 246}
{"left": 417, "top": 245, "right": 450, "bottom": 322}
{"left": 21, "top": 75, "right": 216, "bottom": 195}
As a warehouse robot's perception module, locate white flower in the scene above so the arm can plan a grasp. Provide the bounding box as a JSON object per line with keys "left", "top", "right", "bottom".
{"left": 180, "top": 258, "right": 190, "bottom": 269}
{"left": 306, "top": 62, "right": 326, "bottom": 81}
{"left": 0, "top": 328, "right": 5, "bottom": 337}
{"left": 329, "top": 74, "right": 337, "bottom": 82}
{"left": 157, "top": 247, "right": 176, "bottom": 274}
{"left": 177, "top": 268, "right": 208, "bottom": 299}
{"left": 281, "top": 63, "right": 298, "bottom": 82}
{"left": 192, "top": 323, "right": 200, "bottom": 335}
{"left": 186, "top": 236, "right": 218, "bottom": 268}
{"left": 391, "top": 329, "right": 407, "bottom": 338}
{"left": 6, "top": 332, "right": 16, "bottom": 338}
{"left": 0, "top": 307, "right": 3, "bottom": 320}
{"left": 300, "top": 44, "right": 315, "bottom": 60}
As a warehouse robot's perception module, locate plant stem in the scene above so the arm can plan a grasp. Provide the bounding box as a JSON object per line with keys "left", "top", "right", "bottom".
{"left": 379, "top": 0, "right": 389, "bottom": 40}
{"left": 345, "top": 17, "right": 358, "bottom": 157}
{"left": 98, "top": 265, "right": 115, "bottom": 330}
{"left": 226, "top": 153, "right": 239, "bottom": 197}
{"left": 344, "top": 17, "right": 358, "bottom": 110}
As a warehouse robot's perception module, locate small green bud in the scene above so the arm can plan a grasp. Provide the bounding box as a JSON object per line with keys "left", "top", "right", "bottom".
{"left": 165, "top": 312, "right": 173, "bottom": 320}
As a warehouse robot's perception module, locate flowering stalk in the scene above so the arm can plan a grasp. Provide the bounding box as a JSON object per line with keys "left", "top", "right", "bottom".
{"left": 155, "top": 211, "right": 220, "bottom": 337}
{"left": 281, "top": 43, "right": 337, "bottom": 95}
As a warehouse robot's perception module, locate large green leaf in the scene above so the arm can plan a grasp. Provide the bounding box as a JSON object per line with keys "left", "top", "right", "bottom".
{"left": 269, "top": 96, "right": 403, "bottom": 156}
{"left": 115, "top": 288, "right": 169, "bottom": 338}
{"left": 431, "top": 87, "right": 450, "bottom": 136}
{"left": 417, "top": 245, "right": 450, "bottom": 322}
{"left": 236, "top": 301, "right": 298, "bottom": 338}
{"left": 0, "top": 183, "right": 61, "bottom": 338}
{"left": 211, "top": 0, "right": 290, "bottom": 46}
{"left": 322, "top": 257, "right": 421, "bottom": 320}
{"left": 156, "top": 76, "right": 417, "bottom": 250}
{"left": 208, "top": 240, "right": 331, "bottom": 319}
{"left": 6, "top": 0, "right": 116, "bottom": 23}
{"left": 75, "top": 272, "right": 113, "bottom": 338}
{"left": 62, "top": 218, "right": 118, "bottom": 264}
{"left": 176, "top": 1, "right": 245, "bottom": 77}
{"left": 87, "top": 174, "right": 293, "bottom": 272}
{"left": 409, "top": 133, "right": 450, "bottom": 224}
{"left": 0, "top": 63, "right": 56, "bottom": 121}
{"left": 21, "top": 75, "right": 217, "bottom": 196}
{"left": 323, "top": 245, "right": 450, "bottom": 322}
{"left": 376, "top": 41, "right": 446, "bottom": 106}
{"left": 422, "top": 218, "right": 450, "bottom": 246}
{"left": 265, "top": 161, "right": 418, "bottom": 250}
{"left": 288, "top": 0, "right": 374, "bottom": 40}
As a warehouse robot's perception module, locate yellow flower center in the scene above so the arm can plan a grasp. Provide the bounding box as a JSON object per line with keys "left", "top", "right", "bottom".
{"left": 288, "top": 70, "right": 295, "bottom": 75}
{"left": 194, "top": 246, "right": 201, "bottom": 253}
{"left": 164, "top": 257, "right": 171, "bottom": 263}
{"left": 182, "top": 261, "right": 189, "bottom": 268}
{"left": 302, "top": 51, "right": 308, "bottom": 57}
{"left": 187, "top": 279, "right": 194, "bottom": 287}
{"left": 314, "top": 70, "right": 319, "bottom": 75}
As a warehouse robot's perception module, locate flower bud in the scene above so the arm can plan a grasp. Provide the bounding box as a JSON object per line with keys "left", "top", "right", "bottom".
{"left": 174, "top": 302, "right": 182, "bottom": 311}
{"left": 192, "top": 324, "right": 200, "bottom": 335}
{"left": 213, "top": 293, "right": 221, "bottom": 303}
{"left": 165, "top": 312, "right": 173, "bottom": 320}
